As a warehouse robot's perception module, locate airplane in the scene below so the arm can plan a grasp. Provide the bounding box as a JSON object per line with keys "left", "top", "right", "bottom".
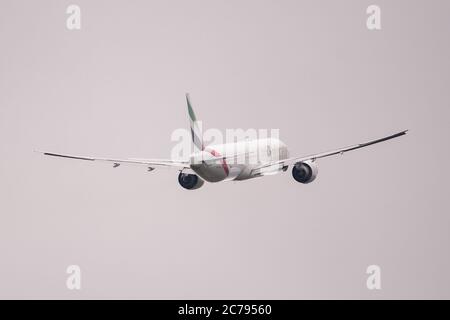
{"left": 38, "top": 94, "right": 408, "bottom": 190}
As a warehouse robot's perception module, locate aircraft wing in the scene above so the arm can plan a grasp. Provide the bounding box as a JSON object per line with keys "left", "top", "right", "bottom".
{"left": 254, "top": 130, "right": 408, "bottom": 171}
{"left": 37, "top": 151, "right": 191, "bottom": 171}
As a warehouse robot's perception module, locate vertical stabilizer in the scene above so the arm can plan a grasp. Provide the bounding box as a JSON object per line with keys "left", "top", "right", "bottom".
{"left": 186, "top": 93, "right": 204, "bottom": 151}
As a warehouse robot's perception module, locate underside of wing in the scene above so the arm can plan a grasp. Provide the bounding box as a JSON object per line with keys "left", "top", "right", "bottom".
{"left": 253, "top": 130, "right": 408, "bottom": 172}
{"left": 37, "top": 151, "right": 190, "bottom": 171}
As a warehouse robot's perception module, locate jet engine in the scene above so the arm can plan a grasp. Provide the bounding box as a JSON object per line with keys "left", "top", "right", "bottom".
{"left": 292, "top": 161, "right": 318, "bottom": 184}
{"left": 178, "top": 173, "right": 205, "bottom": 190}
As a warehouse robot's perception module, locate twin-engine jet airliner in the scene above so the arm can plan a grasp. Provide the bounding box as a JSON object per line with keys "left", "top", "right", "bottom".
{"left": 39, "top": 94, "right": 407, "bottom": 190}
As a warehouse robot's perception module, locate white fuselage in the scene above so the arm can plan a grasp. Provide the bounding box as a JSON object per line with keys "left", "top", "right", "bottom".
{"left": 189, "top": 138, "right": 289, "bottom": 182}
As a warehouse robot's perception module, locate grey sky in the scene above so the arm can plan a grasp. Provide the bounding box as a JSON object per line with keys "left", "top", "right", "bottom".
{"left": 0, "top": 0, "right": 449, "bottom": 299}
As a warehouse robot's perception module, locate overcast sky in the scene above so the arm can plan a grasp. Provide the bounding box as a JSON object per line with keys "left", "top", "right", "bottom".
{"left": 0, "top": 0, "right": 449, "bottom": 299}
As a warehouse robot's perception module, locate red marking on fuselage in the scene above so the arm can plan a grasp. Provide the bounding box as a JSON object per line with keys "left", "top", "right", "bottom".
{"left": 207, "top": 149, "right": 229, "bottom": 176}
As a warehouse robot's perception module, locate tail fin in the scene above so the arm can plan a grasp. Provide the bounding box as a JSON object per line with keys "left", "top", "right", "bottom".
{"left": 186, "top": 93, "right": 204, "bottom": 151}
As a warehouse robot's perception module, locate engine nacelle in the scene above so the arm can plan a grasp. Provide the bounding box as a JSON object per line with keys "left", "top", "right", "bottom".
{"left": 178, "top": 173, "right": 205, "bottom": 190}
{"left": 292, "top": 161, "right": 318, "bottom": 184}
